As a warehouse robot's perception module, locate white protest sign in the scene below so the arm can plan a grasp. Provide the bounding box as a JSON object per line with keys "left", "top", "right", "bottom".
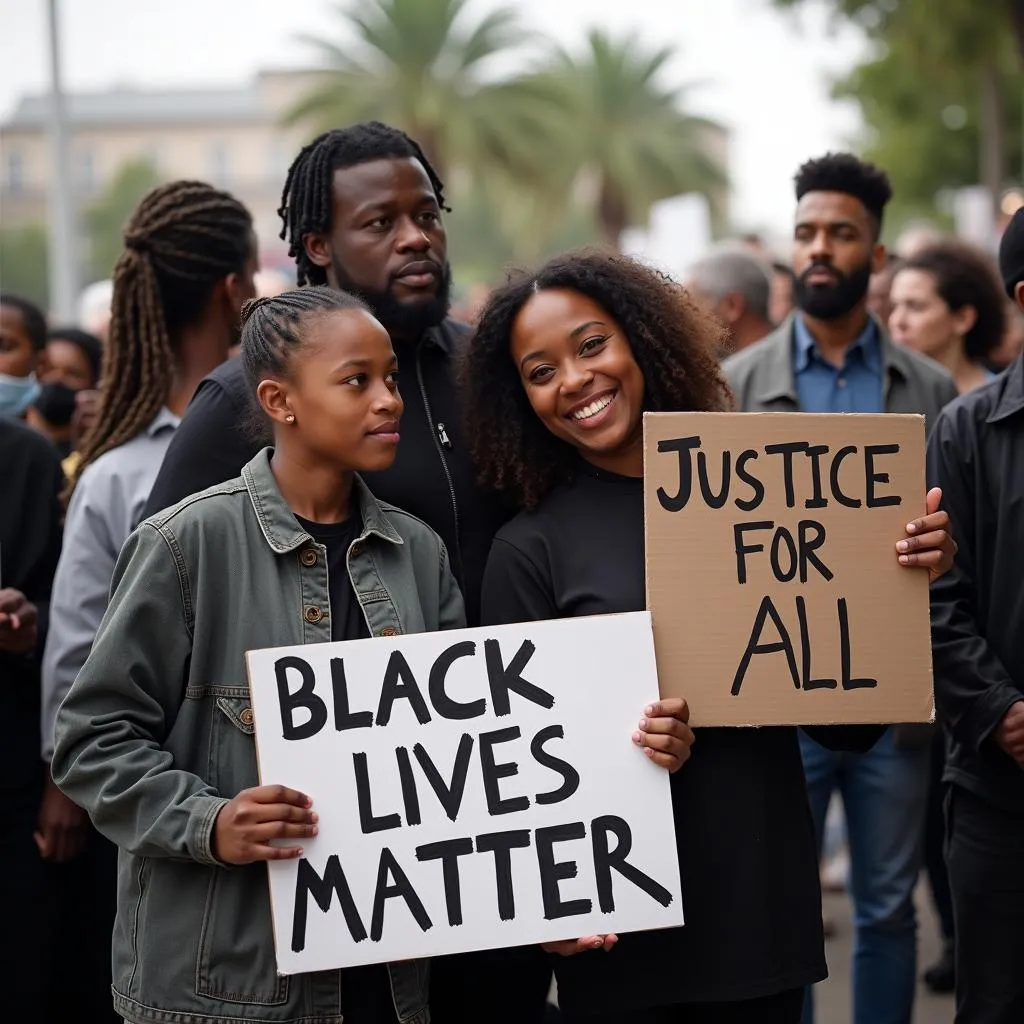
{"left": 246, "top": 611, "right": 683, "bottom": 974}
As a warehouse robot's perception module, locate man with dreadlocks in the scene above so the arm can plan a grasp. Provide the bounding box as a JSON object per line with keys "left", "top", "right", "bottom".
{"left": 141, "top": 121, "right": 551, "bottom": 1024}
{"left": 37, "top": 180, "right": 256, "bottom": 1021}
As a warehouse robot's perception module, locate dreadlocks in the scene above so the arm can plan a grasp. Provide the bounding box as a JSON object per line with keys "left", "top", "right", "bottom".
{"left": 279, "top": 121, "right": 447, "bottom": 287}
{"left": 66, "top": 180, "right": 252, "bottom": 503}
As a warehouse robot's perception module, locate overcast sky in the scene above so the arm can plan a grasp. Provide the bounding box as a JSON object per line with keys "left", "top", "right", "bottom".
{"left": 0, "top": 0, "right": 867, "bottom": 235}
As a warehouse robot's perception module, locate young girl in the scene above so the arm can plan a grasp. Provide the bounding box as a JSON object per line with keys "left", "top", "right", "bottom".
{"left": 52, "top": 286, "right": 464, "bottom": 1024}
{"left": 461, "top": 250, "right": 956, "bottom": 1024}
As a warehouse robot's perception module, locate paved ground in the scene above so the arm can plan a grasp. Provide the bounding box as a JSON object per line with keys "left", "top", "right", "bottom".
{"left": 815, "top": 882, "right": 953, "bottom": 1024}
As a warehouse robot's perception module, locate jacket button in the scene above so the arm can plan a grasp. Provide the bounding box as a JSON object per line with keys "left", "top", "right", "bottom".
{"left": 350, "top": 542, "right": 364, "bottom": 558}
{"left": 300, "top": 548, "right": 318, "bottom": 567}
{"left": 378, "top": 626, "right": 400, "bottom": 637}
{"left": 239, "top": 707, "right": 255, "bottom": 726}
{"left": 304, "top": 605, "right": 323, "bottom": 624}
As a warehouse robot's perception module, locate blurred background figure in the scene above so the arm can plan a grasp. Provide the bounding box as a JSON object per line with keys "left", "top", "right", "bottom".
{"left": 769, "top": 261, "right": 796, "bottom": 325}
{"left": 685, "top": 248, "right": 774, "bottom": 355}
{"left": 25, "top": 327, "right": 102, "bottom": 460}
{"left": 867, "top": 254, "right": 903, "bottom": 325}
{"left": 890, "top": 240, "right": 1006, "bottom": 394}
{"left": 0, "top": 293, "right": 46, "bottom": 420}
{"left": 76, "top": 280, "right": 113, "bottom": 343}
{"left": 894, "top": 223, "right": 945, "bottom": 260}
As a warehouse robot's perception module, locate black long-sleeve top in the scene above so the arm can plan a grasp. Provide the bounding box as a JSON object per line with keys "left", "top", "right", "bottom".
{"left": 481, "top": 462, "right": 880, "bottom": 1015}
{"left": 927, "top": 356, "right": 1024, "bottom": 814}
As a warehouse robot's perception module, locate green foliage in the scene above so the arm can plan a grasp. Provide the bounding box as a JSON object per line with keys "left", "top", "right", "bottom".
{"left": 287, "top": 1, "right": 726, "bottom": 257}
{"left": 82, "top": 159, "right": 163, "bottom": 281}
{"left": 0, "top": 224, "right": 49, "bottom": 308}
{"left": 772, "top": 0, "right": 1024, "bottom": 225}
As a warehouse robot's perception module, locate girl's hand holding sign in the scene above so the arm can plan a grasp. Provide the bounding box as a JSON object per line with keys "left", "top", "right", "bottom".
{"left": 213, "top": 785, "right": 318, "bottom": 864}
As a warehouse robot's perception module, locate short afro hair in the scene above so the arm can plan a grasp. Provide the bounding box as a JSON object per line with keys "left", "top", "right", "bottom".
{"left": 0, "top": 293, "right": 47, "bottom": 351}
{"left": 795, "top": 153, "right": 893, "bottom": 235}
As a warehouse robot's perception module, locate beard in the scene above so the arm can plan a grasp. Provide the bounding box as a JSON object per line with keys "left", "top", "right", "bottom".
{"left": 333, "top": 259, "right": 452, "bottom": 339}
{"left": 794, "top": 258, "right": 872, "bottom": 320}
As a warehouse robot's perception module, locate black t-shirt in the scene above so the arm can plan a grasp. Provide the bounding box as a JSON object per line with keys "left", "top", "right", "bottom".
{"left": 295, "top": 514, "right": 369, "bottom": 644}
{"left": 295, "top": 512, "right": 394, "bottom": 1023}
{"left": 480, "top": 463, "right": 831, "bottom": 1014}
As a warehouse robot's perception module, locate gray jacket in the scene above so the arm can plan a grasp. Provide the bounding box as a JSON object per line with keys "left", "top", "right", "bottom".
{"left": 52, "top": 448, "right": 465, "bottom": 1024}
{"left": 723, "top": 316, "right": 958, "bottom": 423}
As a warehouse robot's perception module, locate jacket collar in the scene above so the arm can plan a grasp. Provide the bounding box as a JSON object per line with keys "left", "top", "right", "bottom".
{"left": 242, "top": 447, "right": 403, "bottom": 554}
{"left": 403, "top": 317, "right": 469, "bottom": 358}
{"left": 987, "top": 354, "right": 1024, "bottom": 423}
{"left": 754, "top": 314, "right": 910, "bottom": 406}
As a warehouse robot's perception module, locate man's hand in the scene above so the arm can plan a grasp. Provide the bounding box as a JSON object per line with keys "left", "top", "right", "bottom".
{"left": 632, "top": 698, "right": 695, "bottom": 772}
{"left": 213, "top": 785, "right": 318, "bottom": 865}
{"left": 897, "top": 487, "right": 957, "bottom": 583}
{"left": 0, "top": 589, "right": 38, "bottom": 654}
{"left": 34, "top": 774, "right": 90, "bottom": 862}
{"left": 994, "top": 701, "right": 1024, "bottom": 767}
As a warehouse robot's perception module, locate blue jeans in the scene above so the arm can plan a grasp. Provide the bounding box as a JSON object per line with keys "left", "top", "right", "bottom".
{"left": 800, "top": 727, "right": 930, "bottom": 1024}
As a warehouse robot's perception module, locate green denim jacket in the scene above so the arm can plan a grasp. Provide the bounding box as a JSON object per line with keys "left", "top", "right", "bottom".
{"left": 52, "top": 448, "right": 465, "bottom": 1024}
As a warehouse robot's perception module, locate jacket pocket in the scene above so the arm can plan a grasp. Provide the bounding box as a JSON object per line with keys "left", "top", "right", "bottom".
{"left": 195, "top": 695, "right": 289, "bottom": 1006}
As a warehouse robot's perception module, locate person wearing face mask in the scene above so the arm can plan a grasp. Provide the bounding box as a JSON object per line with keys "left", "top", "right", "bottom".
{"left": 25, "top": 327, "right": 103, "bottom": 460}
{"left": 724, "top": 153, "right": 959, "bottom": 1024}
{"left": 0, "top": 293, "right": 47, "bottom": 421}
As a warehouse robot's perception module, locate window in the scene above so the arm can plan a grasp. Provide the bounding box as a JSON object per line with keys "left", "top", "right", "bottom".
{"left": 6, "top": 151, "right": 24, "bottom": 193}
{"left": 208, "top": 140, "right": 229, "bottom": 184}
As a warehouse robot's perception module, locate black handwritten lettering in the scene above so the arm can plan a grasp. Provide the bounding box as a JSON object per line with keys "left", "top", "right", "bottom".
{"left": 416, "top": 838, "right": 474, "bottom": 927}
{"left": 764, "top": 441, "right": 810, "bottom": 508}
{"left": 479, "top": 727, "right": 531, "bottom": 816}
{"left": 770, "top": 526, "right": 799, "bottom": 583}
{"left": 370, "top": 848, "right": 432, "bottom": 942}
{"left": 697, "top": 449, "right": 730, "bottom": 509}
{"left": 275, "top": 656, "right": 327, "bottom": 741}
{"left": 395, "top": 746, "right": 421, "bottom": 826}
{"left": 354, "top": 752, "right": 402, "bottom": 834}
{"left": 428, "top": 641, "right": 486, "bottom": 720}
{"left": 485, "top": 639, "right": 554, "bottom": 715}
{"left": 655, "top": 436, "right": 702, "bottom": 512}
{"left": 735, "top": 449, "right": 765, "bottom": 512}
{"left": 536, "top": 823, "right": 591, "bottom": 921}
{"left": 797, "top": 520, "right": 834, "bottom": 582}
{"left": 531, "top": 725, "right": 581, "bottom": 805}
{"left": 796, "top": 596, "right": 837, "bottom": 690}
{"left": 734, "top": 521, "right": 773, "bottom": 585}
{"left": 330, "top": 658, "right": 372, "bottom": 731}
{"left": 830, "top": 446, "right": 861, "bottom": 508}
{"left": 476, "top": 829, "right": 532, "bottom": 921}
{"left": 840, "top": 598, "right": 878, "bottom": 689}
{"left": 804, "top": 444, "right": 830, "bottom": 509}
{"left": 592, "top": 815, "right": 673, "bottom": 912}
{"left": 732, "top": 595, "right": 800, "bottom": 695}
{"left": 376, "top": 651, "right": 432, "bottom": 726}
{"left": 413, "top": 734, "right": 474, "bottom": 822}
{"left": 291, "top": 855, "right": 367, "bottom": 952}
{"left": 864, "top": 444, "right": 902, "bottom": 508}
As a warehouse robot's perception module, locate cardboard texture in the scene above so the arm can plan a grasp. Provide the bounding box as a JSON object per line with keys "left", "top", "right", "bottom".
{"left": 643, "top": 412, "right": 933, "bottom": 727}
{"left": 246, "top": 612, "right": 683, "bottom": 973}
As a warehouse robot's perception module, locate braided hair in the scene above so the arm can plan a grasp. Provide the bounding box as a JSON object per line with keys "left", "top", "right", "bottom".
{"left": 279, "top": 121, "right": 447, "bottom": 287}
{"left": 67, "top": 180, "right": 252, "bottom": 502}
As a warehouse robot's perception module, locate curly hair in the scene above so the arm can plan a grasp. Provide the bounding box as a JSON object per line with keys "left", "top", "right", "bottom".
{"left": 461, "top": 248, "right": 732, "bottom": 509}
{"left": 795, "top": 153, "right": 893, "bottom": 237}
{"left": 901, "top": 241, "right": 1007, "bottom": 362}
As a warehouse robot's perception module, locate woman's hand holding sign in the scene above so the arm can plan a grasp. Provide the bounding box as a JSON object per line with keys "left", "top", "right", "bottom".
{"left": 896, "top": 487, "right": 957, "bottom": 582}
{"left": 213, "top": 785, "right": 318, "bottom": 864}
{"left": 633, "top": 698, "right": 695, "bottom": 772}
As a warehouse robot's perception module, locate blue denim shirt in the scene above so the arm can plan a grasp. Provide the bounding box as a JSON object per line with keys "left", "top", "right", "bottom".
{"left": 793, "top": 315, "right": 883, "bottom": 414}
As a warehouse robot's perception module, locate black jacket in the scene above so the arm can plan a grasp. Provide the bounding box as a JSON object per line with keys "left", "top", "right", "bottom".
{"left": 142, "top": 318, "right": 509, "bottom": 626}
{"left": 0, "top": 418, "right": 64, "bottom": 790}
{"left": 928, "top": 355, "right": 1024, "bottom": 814}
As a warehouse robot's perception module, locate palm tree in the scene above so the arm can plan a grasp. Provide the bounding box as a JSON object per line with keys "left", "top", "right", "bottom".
{"left": 285, "top": 0, "right": 543, "bottom": 183}
{"left": 531, "top": 30, "right": 728, "bottom": 248}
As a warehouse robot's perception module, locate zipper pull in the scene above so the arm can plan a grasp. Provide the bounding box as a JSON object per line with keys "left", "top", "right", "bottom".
{"left": 437, "top": 422, "right": 453, "bottom": 450}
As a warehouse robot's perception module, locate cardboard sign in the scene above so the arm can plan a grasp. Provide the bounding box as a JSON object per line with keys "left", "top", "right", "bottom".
{"left": 643, "top": 412, "right": 933, "bottom": 727}
{"left": 246, "top": 612, "right": 683, "bottom": 974}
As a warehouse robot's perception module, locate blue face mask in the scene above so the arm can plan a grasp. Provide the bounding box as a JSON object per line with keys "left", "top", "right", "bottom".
{"left": 0, "top": 372, "right": 42, "bottom": 418}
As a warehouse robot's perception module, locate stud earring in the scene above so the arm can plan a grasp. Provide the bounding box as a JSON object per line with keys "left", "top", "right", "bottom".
{"left": 286, "top": 414, "right": 295, "bottom": 423}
